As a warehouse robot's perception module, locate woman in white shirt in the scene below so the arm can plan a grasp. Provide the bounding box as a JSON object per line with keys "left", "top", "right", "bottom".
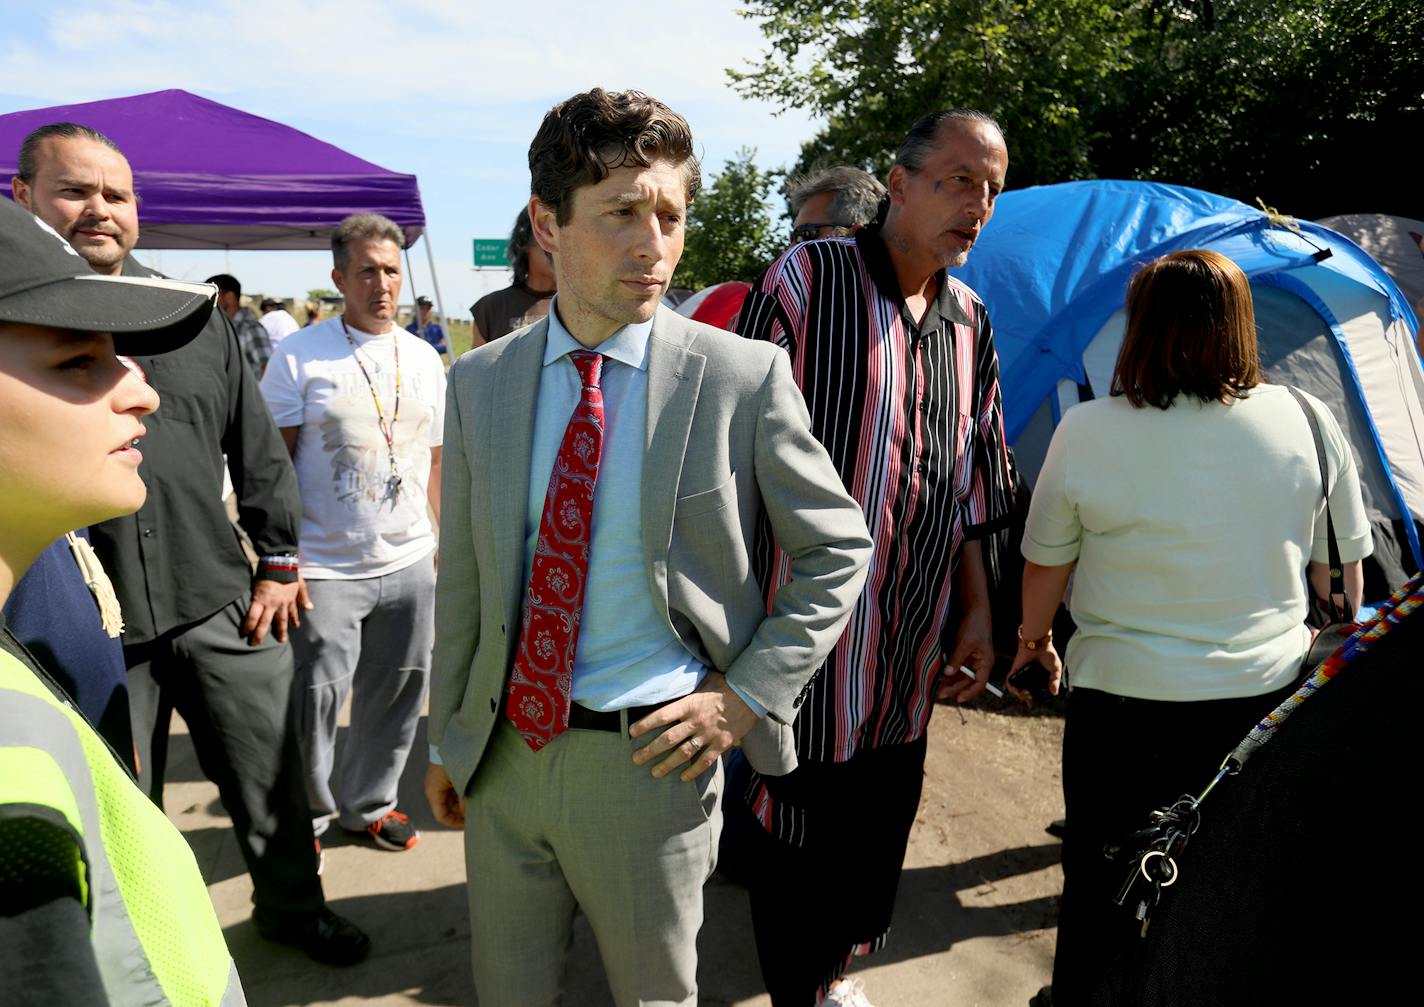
{"left": 1011, "top": 249, "right": 1371, "bottom": 1007}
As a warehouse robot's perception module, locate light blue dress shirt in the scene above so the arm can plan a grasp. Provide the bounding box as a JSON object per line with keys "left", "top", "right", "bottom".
{"left": 431, "top": 303, "right": 763, "bottom": 762}
{"left": 529, "top": 304, "right": 708, "bottom": 710}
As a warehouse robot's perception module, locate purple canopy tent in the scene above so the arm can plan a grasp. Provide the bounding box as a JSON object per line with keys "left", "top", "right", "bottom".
{"left": 0, "top": 89, "right": 425, "bottom": 249}
{"left": 0, "top": 89, "right": 451, "bottom": 354}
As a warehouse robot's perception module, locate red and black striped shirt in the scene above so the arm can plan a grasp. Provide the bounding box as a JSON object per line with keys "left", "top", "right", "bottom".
{"left": 735, "top": 223, "right": 1014, "bottom": 828}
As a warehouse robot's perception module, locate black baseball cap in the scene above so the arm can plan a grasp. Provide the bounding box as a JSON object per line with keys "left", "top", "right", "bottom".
{"left": 0, "top": 196, "right": 215, "bottom": 354}
{"left": 415, "top": 295, "right": 433, "bottom": 307}
{"left": 260, "top": 296, "right": 284, "bottom": 311}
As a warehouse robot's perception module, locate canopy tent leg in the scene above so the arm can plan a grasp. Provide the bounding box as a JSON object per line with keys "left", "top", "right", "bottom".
{"left": 422, "top": 231, "right": 454, "bottom": 365}
{"left": 402, "top": 245, "right": 421, "bottom": 344}
{"left": 401, "top": 242, "right": 453, "bottom": 366}
{"left": 403, "top": 243, "right": 419, "bottom": 325}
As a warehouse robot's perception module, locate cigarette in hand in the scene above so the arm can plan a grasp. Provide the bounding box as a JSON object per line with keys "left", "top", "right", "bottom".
{"left": 958, "top": 666, "right": 1004, "bottom": 699}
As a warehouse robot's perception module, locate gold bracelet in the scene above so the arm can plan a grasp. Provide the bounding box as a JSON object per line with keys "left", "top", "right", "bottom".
{"left": 1017, "top": 625, "right": 1053, "bottom": 651}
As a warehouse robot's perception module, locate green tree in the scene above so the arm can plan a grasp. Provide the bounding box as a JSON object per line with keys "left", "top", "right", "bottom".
{"left": 730, "top": 0, "right": 1143, "bottom": 187}
{"left": 677, "top": 147, "right": 784, "bottom": 291}
{"left": 731, "top": 0, "right": 1423, "bottom": 217}
{"left": 306, "top": 287, "right": 337, "bottom": 300}
{"left": 1094, "top": 0, "right": 1423, "bottom": 217}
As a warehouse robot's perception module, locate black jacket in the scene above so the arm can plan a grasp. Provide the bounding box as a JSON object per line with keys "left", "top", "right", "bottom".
{"left": 88, "top": 256, "right": 301, "bottom": 644}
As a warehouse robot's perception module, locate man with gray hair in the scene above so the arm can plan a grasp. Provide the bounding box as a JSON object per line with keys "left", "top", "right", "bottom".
{"left": 262, "top": 212, "right": 447, "bottom": 855}
{"left": 787, "top": 165, "right": 886, "bottom": 245}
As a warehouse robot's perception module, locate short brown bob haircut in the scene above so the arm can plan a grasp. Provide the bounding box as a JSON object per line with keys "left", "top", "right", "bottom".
{"left": 1111, "top": 248, "right": 1261, "bottom": 410}
{"left": 528, "top": 88, "right": 701, "bottom": 225}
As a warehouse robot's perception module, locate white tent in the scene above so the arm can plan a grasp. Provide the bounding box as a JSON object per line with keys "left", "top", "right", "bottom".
{"left": 1317, "top": 213, "right": 1424, "bottom": 334}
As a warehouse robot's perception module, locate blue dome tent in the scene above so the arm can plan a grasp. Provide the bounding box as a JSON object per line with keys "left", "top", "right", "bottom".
{"left": 952, "top": 180, "right": 1424, "bottom": 589}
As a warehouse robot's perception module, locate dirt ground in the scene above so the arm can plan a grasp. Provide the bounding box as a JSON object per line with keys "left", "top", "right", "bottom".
{"left": 169, "top": 698, "right": 1066, "bottom": 1006}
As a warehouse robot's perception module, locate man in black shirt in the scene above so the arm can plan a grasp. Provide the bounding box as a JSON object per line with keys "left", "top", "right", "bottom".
{"left": 11, "top": 120, "right": 369, "bottom": 964}
{"left": 469, "top": 206, "right": 556, "bottom": 344}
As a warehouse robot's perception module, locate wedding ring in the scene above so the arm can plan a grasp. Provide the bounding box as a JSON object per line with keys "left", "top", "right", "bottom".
{"left": 687, "top": 736, "right": 703, "bottom": 751}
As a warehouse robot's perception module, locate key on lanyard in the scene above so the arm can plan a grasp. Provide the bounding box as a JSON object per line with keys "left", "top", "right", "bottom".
{"left": 1111, "top": 796, "right": 1199, "bottom": 936}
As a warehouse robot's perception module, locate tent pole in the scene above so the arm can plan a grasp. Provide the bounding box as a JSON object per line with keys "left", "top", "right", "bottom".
{"left": 403, "top": 245, "right": 420, "bottom": 329}
{"left": 401, "top": 244, "right": 415, "bottom": 303}
{"left": 421, "top": 230, "right": 453, "bottom": 364}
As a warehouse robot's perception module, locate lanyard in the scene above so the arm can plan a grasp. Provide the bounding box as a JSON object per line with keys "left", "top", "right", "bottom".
{"left": 340, "top": 316, "right": 402, "bottom": 498}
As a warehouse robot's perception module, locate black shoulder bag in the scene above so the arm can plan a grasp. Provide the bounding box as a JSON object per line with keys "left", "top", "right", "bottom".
{"left": 1286, "top": 386, "right": 1357, "bottom": 669}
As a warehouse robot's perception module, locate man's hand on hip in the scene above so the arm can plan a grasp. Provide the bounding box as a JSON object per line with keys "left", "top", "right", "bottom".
{"left": 629, "top": 672, "right": 758, "bottom": 782}
{"left": 241, "top": 576, "right": 312, "bottom": 646}
{"left": 424, "top": 762, "right": 466, "bottom": 829}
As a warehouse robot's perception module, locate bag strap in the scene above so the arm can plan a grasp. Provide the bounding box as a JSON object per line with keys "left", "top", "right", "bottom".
{"left": 1286, "top": 386, "right": 1346, "bottom": 615}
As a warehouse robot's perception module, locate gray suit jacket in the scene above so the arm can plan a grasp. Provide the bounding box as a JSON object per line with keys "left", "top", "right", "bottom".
{"left": 429, "top": 306, "right": 872, "bottom": 795}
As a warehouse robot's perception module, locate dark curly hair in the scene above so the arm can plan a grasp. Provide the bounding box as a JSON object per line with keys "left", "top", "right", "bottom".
{"left": 528, "top": 88, "right": 701, "bottom": 225}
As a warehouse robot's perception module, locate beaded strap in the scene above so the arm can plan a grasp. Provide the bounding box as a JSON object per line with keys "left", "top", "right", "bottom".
{"left": 1227, "top": 572, "right": 1424, "bottom": 770}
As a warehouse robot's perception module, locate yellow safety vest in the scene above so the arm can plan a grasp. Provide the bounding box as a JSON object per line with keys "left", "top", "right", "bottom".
{"left": 0, "top": 651, "right": 244, "bottom": 1005}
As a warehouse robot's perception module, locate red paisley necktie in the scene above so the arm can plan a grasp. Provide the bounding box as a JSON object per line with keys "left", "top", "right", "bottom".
{"left": 505, "top": 350, "right": 605, "bottom": 750}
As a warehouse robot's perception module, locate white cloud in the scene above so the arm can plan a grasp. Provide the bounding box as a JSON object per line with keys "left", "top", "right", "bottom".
{"left": 3, "top": 1, "right": 794, "bottom": 114}
{"left": 2, "top": 1, "right": 820, "bottom": 187}
{"left": 2, "top": 0, "right": 827, "bottom": 307}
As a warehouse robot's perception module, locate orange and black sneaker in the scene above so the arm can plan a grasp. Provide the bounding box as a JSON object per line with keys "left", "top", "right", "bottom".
{"left": 366, "top": 809, "right": 419, "bottom": 851}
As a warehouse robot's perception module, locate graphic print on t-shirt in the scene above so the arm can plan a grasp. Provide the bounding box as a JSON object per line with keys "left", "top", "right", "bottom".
{"left": 258, "top": 318, "right": 447, "bottom": 578}
{"left": 317, "top": 364, "right": 432, "bottom": 509}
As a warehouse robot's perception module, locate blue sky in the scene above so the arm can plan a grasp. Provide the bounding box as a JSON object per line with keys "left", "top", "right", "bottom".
{"left": 0, "top": 0, "right": 820, "bottom": 317}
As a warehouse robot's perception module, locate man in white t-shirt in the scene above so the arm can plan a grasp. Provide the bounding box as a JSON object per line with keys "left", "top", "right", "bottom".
{"left": 261, "top": 213, "right": 447, "bottom": 853}
{"left": 259, "top": 297, "right": 300, "bottom": 350}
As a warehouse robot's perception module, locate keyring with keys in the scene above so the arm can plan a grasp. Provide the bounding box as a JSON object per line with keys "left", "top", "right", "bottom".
{"left": 1138, "top": 850, "right": 1178, "bottom": 887}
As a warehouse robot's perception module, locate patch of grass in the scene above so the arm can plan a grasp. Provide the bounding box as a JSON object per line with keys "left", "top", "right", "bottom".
{"left": 445, "top": 318, "right": 475, "bottom": 360}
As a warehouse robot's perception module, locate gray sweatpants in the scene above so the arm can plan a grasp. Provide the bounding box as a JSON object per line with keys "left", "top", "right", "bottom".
{"left": 292, "top": 554, "right": 434, "bottom": 833}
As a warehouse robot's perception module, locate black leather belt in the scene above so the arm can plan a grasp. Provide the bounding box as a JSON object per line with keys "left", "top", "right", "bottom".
{"left": 567, "top": 702, "right": 662, "bottom": 734}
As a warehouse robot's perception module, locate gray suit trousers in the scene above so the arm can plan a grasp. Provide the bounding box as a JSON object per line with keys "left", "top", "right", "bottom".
{"left": 465, "top": 718, "right": 722, "bottom": 1007}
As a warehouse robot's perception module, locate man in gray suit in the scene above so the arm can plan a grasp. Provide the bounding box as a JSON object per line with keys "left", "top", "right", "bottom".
{"left": 424, "top": 88, "right": 873, "bottom": 1006}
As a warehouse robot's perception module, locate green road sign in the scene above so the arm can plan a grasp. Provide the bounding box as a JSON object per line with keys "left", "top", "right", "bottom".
{"left": 472, "top": 238, "right": 506, "bottom": 267}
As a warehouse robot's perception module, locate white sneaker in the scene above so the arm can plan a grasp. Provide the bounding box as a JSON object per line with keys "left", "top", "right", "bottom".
{"left": 825, "top": 978, "right": 875, "bottom": 1007}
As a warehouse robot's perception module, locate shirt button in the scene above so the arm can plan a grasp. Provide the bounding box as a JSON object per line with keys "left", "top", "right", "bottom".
{"left": 915, "top": 462, "right": 926, "bottom": 474}
{"left": 142, "top": 529, "right": 155, "bottom": 538}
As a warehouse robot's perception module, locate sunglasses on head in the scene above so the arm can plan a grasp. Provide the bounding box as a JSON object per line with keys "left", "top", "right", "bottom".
{"left": 790, "top": 222, "right": 854, "bottom": 243}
